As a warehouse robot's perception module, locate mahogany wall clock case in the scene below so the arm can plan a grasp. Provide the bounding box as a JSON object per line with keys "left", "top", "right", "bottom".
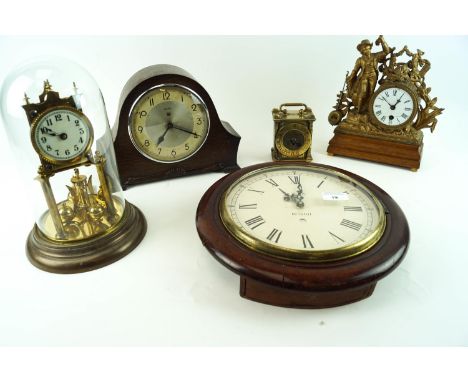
{"left": 196, "top": 161, "right": 409, "bottom": 308}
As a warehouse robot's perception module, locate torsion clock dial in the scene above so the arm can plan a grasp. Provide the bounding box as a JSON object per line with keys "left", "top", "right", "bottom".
{"left": 31, "top": 106, "right": 93, "bottom": 164}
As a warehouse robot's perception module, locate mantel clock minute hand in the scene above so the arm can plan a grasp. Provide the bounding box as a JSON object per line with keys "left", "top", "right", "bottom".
{"left": 172, "top": 124, "right": 199, "bottom": 137}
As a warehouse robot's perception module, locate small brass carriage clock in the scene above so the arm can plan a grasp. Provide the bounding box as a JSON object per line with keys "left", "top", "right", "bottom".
{"left": 0, "top": 58, "right": 146, "bottom": 273}
{"left": 271, "top": 103, "right": 315, "bottom": 161}
{"left": 327, "top": 36, "right": 444, "bottom": 170}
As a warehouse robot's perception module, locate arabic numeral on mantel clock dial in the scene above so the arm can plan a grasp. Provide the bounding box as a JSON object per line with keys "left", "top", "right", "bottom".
{"left": 129, "top": 84, "right": 209, "bottom": 163}
{"left": 221, "top": 165, "right": 385, "bottom": 261}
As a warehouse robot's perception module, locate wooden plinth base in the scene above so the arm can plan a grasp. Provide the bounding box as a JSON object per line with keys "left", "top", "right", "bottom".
{"left": 240, "top": 276, "right": 376, "bottom": 309}
{"left": 327, "top": 132, "right": 423, "bottom": 170}
{"left": 26, "top": 201, "right": 147, "bottom": 274}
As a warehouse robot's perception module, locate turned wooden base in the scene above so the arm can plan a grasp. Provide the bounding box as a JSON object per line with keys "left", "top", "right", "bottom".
{"left": 327, "top": 132, "right": 423, "bottom": 170}
{"left": 240, "top": 276, "right": 376, "bottom": 309}
{"left": 26, "top": 201, "right": 147, "bottom": 274}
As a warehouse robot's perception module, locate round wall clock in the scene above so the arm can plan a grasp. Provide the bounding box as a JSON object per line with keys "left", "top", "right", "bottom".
{"left": 196, "top": 162, "right": 409, "bottom": 308}
{"left": 113, "top": 64, "right": 241, "bottom": 189}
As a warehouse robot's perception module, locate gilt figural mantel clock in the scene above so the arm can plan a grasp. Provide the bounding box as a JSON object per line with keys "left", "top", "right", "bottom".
{"left": 327, "top": 35, "right": 444, "bottom": 170}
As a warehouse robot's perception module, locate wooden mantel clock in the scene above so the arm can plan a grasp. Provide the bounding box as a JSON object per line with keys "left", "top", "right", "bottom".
{"left": 113, "top": 64, "right": 241, "bottom": 189}
{"left": 196, "top": 161, "right": 409, "bottom": 308}
{"left": 327, "top": 35, "right": 444, "bottom": 170}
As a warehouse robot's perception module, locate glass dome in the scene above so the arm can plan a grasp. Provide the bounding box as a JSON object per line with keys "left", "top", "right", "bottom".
{"left": 0, "top": 57, "right": 125, "bottom": 241}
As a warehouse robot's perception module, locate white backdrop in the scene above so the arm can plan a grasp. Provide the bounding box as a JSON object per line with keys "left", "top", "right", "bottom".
{"left": 0, "top": 36, "right": 467, "bottom": 346}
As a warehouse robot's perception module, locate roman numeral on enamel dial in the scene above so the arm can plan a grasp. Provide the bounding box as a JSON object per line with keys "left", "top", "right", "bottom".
{"left": 372, "top": 86, "right": 415, "bottom": 127}
{"left": 221, "top": 165, "right": 385, "bottom": 258}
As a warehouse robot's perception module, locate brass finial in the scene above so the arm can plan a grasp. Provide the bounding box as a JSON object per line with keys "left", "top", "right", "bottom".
{"left": 43, "top": 80, "right": 52, "bottom": 92}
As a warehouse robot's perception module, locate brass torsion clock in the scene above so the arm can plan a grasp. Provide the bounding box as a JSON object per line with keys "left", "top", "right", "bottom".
{"left": 21, "top": 80, "right": 146, "bottom": 273}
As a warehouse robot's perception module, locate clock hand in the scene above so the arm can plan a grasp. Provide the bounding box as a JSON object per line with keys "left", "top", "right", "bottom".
{"left": 171, "top": 124, "right": 199, "bottom": 137}
{"left": 392, "top": 92, "right": 405, "bottom": 107}
{"left": 278, "top": 188, "right": 292, "bottom": 201}
{"left": 293, "top": 183, "right": 305, "bottom": 208}
{"left": 156, "top": 123, "right": 174, "bottom": 146}
{"left": 42, "top": 128, "right": 68, "bottom": 140}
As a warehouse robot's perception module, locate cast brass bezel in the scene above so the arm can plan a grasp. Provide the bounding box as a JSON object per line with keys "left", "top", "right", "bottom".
{"left": 275, "top": 122, "right": 311, "bottom": 158}
{"left": 369, "top": 82, "right": 419, "bottom": 132}
{"left": 219, "top": 164, "right": 386, "bottom": 262}
{"left": 30, "top": 106, "right": 94, "bottom": 165}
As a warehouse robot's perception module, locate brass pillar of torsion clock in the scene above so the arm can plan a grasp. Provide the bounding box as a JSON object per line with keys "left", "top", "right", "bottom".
{"left": 271, "top": 103, "right": 315, "bottom": 162}
{"left": 327, "top": 35, "right": 443, "bottom": 170}
{"left": 0, "top": 58, "right": 146, "bottom": 273}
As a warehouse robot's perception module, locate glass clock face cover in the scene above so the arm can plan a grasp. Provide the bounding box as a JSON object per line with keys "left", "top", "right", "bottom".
{"left": 32, "top": 108, "right": 92, "bottom": 162}
{"left": 220, "top": 165, "right": 386, "bottom": 261}
{"left": 129, "top": 84, "right": 210, "bottom": 163}
{"left": 372, "top": 86, "right": 415, "bottom": 127}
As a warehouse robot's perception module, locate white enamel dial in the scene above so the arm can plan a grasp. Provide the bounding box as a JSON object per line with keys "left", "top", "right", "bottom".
{"left": 220, "top": 165, "right": 386, "bottom": 261}
{"left": 372, "top": 86, "right": 416, "bottom": 127}
{"left": 33, "top": 108, "right": 92, "bottom": 162}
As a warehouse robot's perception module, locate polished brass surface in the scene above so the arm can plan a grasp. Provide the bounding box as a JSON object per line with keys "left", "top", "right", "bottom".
{"left": 27, "top": 201, "right": 147, "bottom": 274}
{"left": 329, "top": 35, "right": 444, "bottom": 145}
{"left": 271, "top": 103, "right": 315, "bottom": 161}
{"left": 23, "top": 81, "right": 128, "bottom": 247}
{"left": 219, "top": 164, "right": 386, "bottom": 262}
{"left": 38, "top": 169, "right": 123, "bottom": 241}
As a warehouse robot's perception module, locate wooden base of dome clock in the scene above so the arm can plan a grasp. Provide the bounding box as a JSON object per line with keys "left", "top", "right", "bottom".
{"left": 327, "top": 132, "right": 422, "bottom": 171}
{"left": 26, "top": 201, "right": 147, "bottom": 274}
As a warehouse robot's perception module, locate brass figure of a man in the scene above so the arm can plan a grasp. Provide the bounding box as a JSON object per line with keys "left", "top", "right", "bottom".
{"left": 346, "top": 35, "right": 391, "bottom": 113}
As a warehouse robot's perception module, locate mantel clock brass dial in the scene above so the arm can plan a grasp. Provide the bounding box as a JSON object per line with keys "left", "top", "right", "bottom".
{"left": 113, "top": 64, "right": 241, "bottom": 189}
{"left": 128, "top": 84, "right": 209, "bottom": 163}
{"left": 196, "top": 162, "right": 409, "bottom": 308}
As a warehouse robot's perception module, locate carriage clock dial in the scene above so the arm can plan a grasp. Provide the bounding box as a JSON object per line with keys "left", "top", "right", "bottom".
{"left": 196, "top": 162, "right": 409, "bottom": 308}
{"left": 31, "top": 106, "right": 93, "bottom": 163}
{"left": 370, "top": 84, "right": 417, "bottom": 129}
{"left": 129, "top": 84, "right": 209, "bottom": 163}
